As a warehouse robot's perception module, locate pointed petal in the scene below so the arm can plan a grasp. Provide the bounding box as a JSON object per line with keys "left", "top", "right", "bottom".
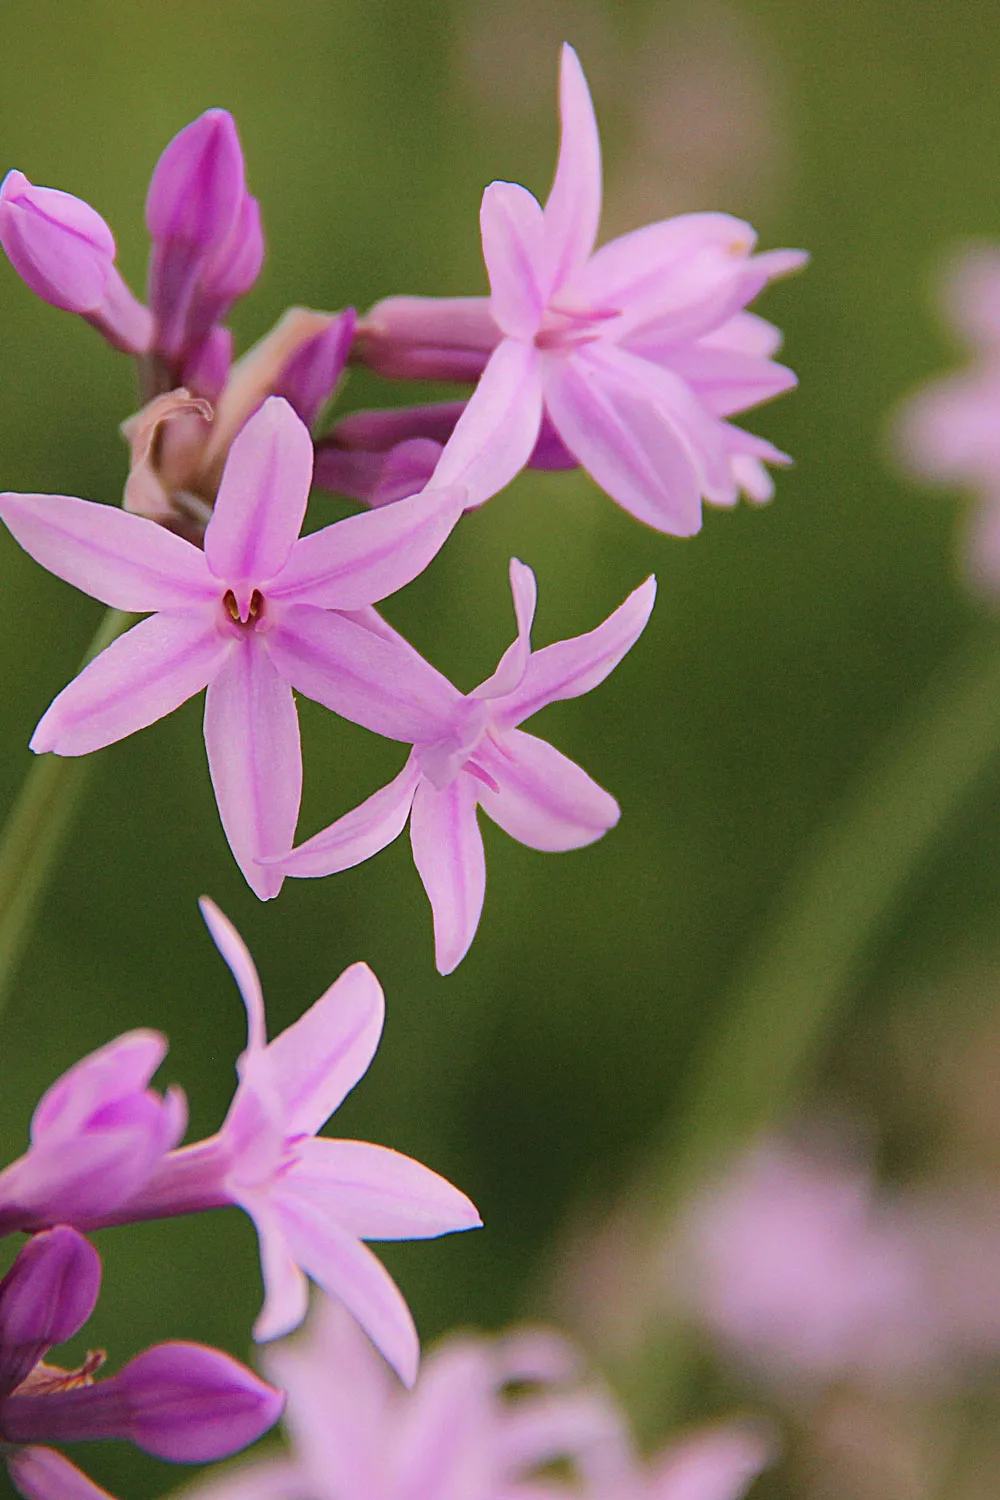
{"left": 499, "top": 575, "right": 656, "bottom": 726}
{"left": 410, "top": 777, "right": 486, "bottom": 975}
{"left": 544, "top": 43, "right": 602, "bottom": 286}
{"left": 277, "top": 760, "right": 420, "bottom": 879}
{"left": 473, "top": 558, "right": 537, "bottom": 699}
{"left": 240, "top": 1193, "right": 311, "bottom": 1342}
{"left": 265, "top": 604, "right": 459, "bottom": 742}
{"left": 267, "top": 484, "right": 464, "bottom": 610}
{"left": 31, "top": 1030, "right": 167, "bottom": 1141}
{"left": 198, "top": 898, "right": 266, "bottom": 1052}
{"left": 0, "top": 492, "right": 214, "bottom": 610}
{"left": 478, "top": 730, "right": 618, "bottom": 850}
{"left": 6, "top": 1448, "right": 116, "bottom": 1500}
{"left": 648, "top": 1422, "right": 775, "bottom": 1500}
{"left": 275, "top": 307, "right": 355, "bottom": 430}
{"left": 481, "top": 182, "right": 548, "bottom": 339}
{"left": 262, "top": 961, "right": 385, "bottom": 1137}
{"left": 203, "top": 640, "right": 302, "bottom": 901}
{"left": 543, "top": 349, "right": 707, "bottom": 532}
{"left": 287, "top": 1138, "right": 481, "bottom": 1241}
{"left": 204, "top": 397, "right": 314, "bottom": 590}
{"left": 655, "top": 348, "right": 798, "bottom": 418}
{"left": 30, "top": 611, "right": 228, "bottom": 756}
{"left": 393, "top": 1344, "right": 493, "bottom": 1500}
{"left": 272, "top": 1201, "right": 420, "bottom": 1385}
{"left": 431, "top": 340, "right": 544, "bottom": 508}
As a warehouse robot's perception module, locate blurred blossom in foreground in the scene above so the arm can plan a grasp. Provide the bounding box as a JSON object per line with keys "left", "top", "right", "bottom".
{"left": 892, "top": 246, "right": 1000, "bottom": 593}
{"left": 174, "top": 1293, "right": 773, "bottom": 1500}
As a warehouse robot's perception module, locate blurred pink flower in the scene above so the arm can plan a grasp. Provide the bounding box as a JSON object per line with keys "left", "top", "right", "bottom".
{"left": 275, "top": 559, "right": 656, "bottom": 974}
{"left": 893, "top": 246, "right": 1000, "bottom": 592}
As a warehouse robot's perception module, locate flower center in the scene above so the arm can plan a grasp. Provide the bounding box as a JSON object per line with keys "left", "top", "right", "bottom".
{"left": 222, "top": 588, "right": 265, "bottom": 627}
{"left": 534, "top": 299, "right": 621, "bottom": 352}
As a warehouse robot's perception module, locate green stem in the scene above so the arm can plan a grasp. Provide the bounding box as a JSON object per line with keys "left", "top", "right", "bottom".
{"left": 0, "top": 607, "right": 132, "bottom": 1017}
{"left": 623, "top": 625, "right": 1000, "bottom": 1428}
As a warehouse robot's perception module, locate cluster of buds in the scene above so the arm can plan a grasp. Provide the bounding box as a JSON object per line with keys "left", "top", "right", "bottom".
{"left": 0, "top": 39, "right": 803, "bottom": 1495}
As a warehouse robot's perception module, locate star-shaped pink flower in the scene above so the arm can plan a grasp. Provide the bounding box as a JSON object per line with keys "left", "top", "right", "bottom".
{"left": 275, "top": 560, "right": 656, "bottom": 973}
{"left": 426, "top": 44, "right": 805, "bottom": 531}
{"left": 0, "top": 397, "right": 464, "bottom": 898}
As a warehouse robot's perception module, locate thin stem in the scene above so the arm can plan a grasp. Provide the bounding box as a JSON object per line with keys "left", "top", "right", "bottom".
{"left": 0, "top": 607, "right": 133, "bottom": 1017}
{"left": 622, "top": 625, "right": 1000, "bottom": 1429}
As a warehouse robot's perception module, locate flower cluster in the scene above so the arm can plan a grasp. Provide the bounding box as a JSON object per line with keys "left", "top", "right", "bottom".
{"left": 0, "top": 38, "right": 803, "bottom": 1496}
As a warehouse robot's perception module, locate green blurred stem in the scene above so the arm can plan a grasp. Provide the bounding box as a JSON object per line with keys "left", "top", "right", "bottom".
{"left": 0, "top": 607, "right": 132, "bottom": 1018}
{"left": 625, "top": 625, "right": 1000, "bottom": 1428}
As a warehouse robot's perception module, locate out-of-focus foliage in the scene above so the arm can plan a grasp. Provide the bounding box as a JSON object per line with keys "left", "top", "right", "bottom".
{"left": 2, "top": 0, "right": 1000, "bottom": 1493}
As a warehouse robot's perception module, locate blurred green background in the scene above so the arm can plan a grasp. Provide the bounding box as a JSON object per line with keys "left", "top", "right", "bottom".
{"left": 1, "top": 0, "right": 1000, "bottom": 1492}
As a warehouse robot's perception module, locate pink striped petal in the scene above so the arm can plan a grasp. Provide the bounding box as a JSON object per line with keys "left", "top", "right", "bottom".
{"left": 478, "top": 730, "right": 618, "bottom": 850}
{"left": 498, "top": 576, "right": 656, "bottom": 727}
{"left": 409, "top": 776, "right": 486, "bottom": 976}
{"left": 199, "top": 897, "right": 266, "bottom": 1052}
{"left": 241, "top": 1193, "right": 310, "bottom": 1343}
{"left": 473, "top": 558, "right": 537, "bottom": 700}
{"left": 543, "top": 44, "right": 603, "bottom": 289}
{"left": 481, "top": 182, "right": 548, "bottom": 339}
{"left": 431, "top": 339, "right": 544, "bottom": 508}
{"left": 203, "top": 640, "right": 302, "bottom": 901}
{"left": 31, "top": 610, "right": 229, "bottom": 756}
{"left": 263, "top": 962, "right": 385, "bottom": 1137}
{"left": 287, "top": 1138, "right": 482, "bottom": 1240}
{"left": 0, "top": 492, "right": 215, "bottom": 610}
{"left": 277, "top": 760, "right": 420, "bottom": 878}
{"left": 274, "top": 1199, "right": 419, "bottom": 1385}
{"left": 204, "top": 398, "right": 314, "bottom": 595}
{"left": 267, "top": 484, "right": 464, "bottom": 609}
{"left": 265, "top": 604, "right": 459, "bottom": 742}
{"left": 543, "top": 348, "right": 705, "bottom": 532}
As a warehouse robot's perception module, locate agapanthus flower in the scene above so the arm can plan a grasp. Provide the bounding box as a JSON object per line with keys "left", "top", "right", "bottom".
{"left": 274, "top": 559, "right": 656, "bottom": 973}
{"left": 351, "top": 44, "right": 805, "bottom": 530}
{"left": 0, "top": 397, "right": 464, "bottom": 897}
{"left": 165, "top": 1295, "right": 630, "bottom": 1500}
{"left": 892, "top": 245, "right": 1000, "bottom": 592}
{"left": 0, "top": 1225, "right": 283, "bottom": 1499}
{"left": 0, "top": 900, "right": 480, "bottom": 1386}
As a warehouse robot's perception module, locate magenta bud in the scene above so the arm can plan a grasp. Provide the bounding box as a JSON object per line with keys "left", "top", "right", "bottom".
{"left": 0, "top": 171, "right": 115, "bottom": 314}
{"left": 208, "top": 192, "right": 264, "bottom": 305}
{"left": 146, "top": 110, "right": 245, "bottom": 251}
{"left": 314, "top": 436, "right": 443, "bottom": 507}
{"left": 1, "top": 1342, "right": 284, "bottom": 1463}
{"left": 182, "top": 324, "right": 233, "bottom": 402}
{"left": 275, "top": 308, "right": 356, "bottom": 428}
{"left": 355, "top": 295, "right": 498, "bottom": 381}
{"left": 6, "top": 1446, "right": 115, "bottom": 1499}
{"left": 0, "top": 1229, "right": 101, "bottom": 1397}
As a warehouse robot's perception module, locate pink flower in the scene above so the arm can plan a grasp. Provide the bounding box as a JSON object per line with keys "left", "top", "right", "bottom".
{"left": 358, "top": 45, "right": 804, "bottom": 531}
{"left": 0, "top": 397, "right": 464, "bottom": 898}
{"left": 893, "top": 245, "right": 1000, "bottom": 591}
{"left": 85, "top": 900, "right": 481, "bottom": 1385}
{"left": 172, "top": 1297, "right": 630, "bottom": 1500}
{"left": 275, "top": 559, "right": 656, "bottom": 973}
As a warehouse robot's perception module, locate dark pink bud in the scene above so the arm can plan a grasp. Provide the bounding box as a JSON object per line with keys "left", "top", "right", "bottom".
{"left": 275, "top": 308, "right": 356, "bottom": 428}
{"left": 0, "top": 1229, "right": 101, "bottom": 1397}
{"left": 355, "top": 295, "right": 498, "bottom": 381}
{"left": 0, "top": 171, "right": 114, "bottom": 313}
{"left": 1, "top": 1342, "right": 284, "bottom": 1463}
{"left": 314, "top": 437, "right": 442, "bottom": 507}
{"left": 146, "top": 110, "right": 245, "bottom": 251}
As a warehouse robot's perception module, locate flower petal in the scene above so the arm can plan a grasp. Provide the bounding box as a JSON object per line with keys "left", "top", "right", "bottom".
{"left": 0, "top": 492, "right": 215, "bottom": 610}
{"left": 287, "top": 1138, "right": 482, "bottom": 1241}
{"left": 30, "top": 611, "right": 229, "bottom": 757}
{"left": 204, "top": 397, "right": 314, "bottom": 593}
{"left": 543, "top": 348, "right": 705, "bottom": 532}
{"left": 0, "top": 1228, "right": 101, "bottom": 1396}
{"left": 198, "top": 898, "right": 266, "bottom": 1052}
{"left": 543, "top": 43, "right": 603, "bottom": 288}
{"left": 498, "top": 575, "right": 656, "bottom": 727}
{"left": 481, "top": 181, "right": 549, "bottom": 339}
{"left": 203, "top": 640, "right": 302, "bottom": 901}
{"left": 265, "top": 604, "right": 459, "bottom": 743}
{"left": 478, "top": 730, "right": 619, "bottom": 850}
{"left": 647, "top": 1421, "right": 776, "bottom": 1500}
{"left": 6, "top": 1447, "right": 116, "bottom": 1500}
{"left": 409, "top": 776, "right": 486, "bottom": 976}
{"left": 651, "top": 347, "right": 798, "bottom": 418}
{"left": 276, "top": 760, "right": 420, "bottom": 879}
{"left": 431, "top": 339, "right": 544, "bottom": 508}
{"left": 241, "top": 1193, "right": 311, "bottom": 1343}
{"left": 262, "top": 962, "right": 386, "bottom": 1137}
{"left": 272, "top": 1201, "right": 420, "bottom": 1385}
{"left": 267, "top": 483, "right": 464, "bottom": 610}
{"left": 473, "top": 558, "right": 537, "bottom": 700}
